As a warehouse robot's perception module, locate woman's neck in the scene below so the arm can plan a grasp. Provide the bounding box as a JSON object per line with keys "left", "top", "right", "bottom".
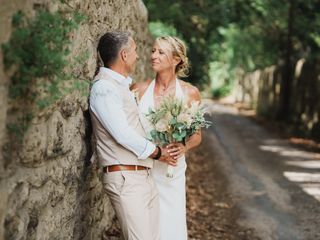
{"left": 155, "top": 71, "right": 176, "bottom": 88}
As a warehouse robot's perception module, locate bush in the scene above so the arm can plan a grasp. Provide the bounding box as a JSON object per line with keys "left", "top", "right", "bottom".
{"left": 211, "top": 84, "right": 233, "bottom": 99}
{"left": 2, "top": 10, "right": 85, "bottom": 102}
{"left": 2, "top": 9, "right": 85, "bottom": 140}
{"left": 311, "top": 122, "right": 320, "bottom": 141}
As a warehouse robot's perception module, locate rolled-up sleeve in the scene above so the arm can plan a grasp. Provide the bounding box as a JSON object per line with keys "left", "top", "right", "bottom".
{"left": 90, "top": 80, "right": 156, "bottom": 159}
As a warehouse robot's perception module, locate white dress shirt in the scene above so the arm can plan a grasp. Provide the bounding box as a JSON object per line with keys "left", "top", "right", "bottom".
{"left": 90, "top": 67, "right": 156, "bottom": 160}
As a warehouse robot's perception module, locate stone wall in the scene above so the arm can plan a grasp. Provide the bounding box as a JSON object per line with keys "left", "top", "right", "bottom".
{"left": 0, "top": 0, "right": 153, "bottom": 239}
{"left": 233, "top": 59, "right": 320, "bottom": 139}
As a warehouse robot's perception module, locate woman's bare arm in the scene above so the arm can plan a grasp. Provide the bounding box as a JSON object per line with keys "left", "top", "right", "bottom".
{"left": 167, "top": 82, "right": 202, "bottom": 159}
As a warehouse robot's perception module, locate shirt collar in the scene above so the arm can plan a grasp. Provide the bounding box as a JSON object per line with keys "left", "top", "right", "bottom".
{"left": 100, "top": 67, "right": 133, "bottom": 86}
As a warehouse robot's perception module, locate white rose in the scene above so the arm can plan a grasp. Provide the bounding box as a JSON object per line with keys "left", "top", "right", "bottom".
{"left": 155, "top": 119, "right": 168, "bottom": 132}
{"left": 177, "top": 113, "right": 193, "bottom": 127}
{"left": 164, "top": 112, "right": 173, "bottom": 122}
{"left": 188, "top": 101, "right": 201, "bottom": 116}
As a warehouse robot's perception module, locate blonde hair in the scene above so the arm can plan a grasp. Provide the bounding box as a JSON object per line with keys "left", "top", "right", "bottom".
{"left": 155, "top": 36, "right": 190, "bottom": 78}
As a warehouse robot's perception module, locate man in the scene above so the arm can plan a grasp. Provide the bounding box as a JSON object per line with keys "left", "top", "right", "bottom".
{"left": 89, "top": 31, "right": 176, "bottom": 240}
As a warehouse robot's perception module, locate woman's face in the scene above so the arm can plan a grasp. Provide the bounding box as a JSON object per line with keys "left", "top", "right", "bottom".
{"left": 151, "top": 41, "right": 178, "bottom": 73}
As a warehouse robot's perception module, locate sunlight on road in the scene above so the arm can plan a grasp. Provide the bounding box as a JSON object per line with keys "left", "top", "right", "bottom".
{"left": 284, "top": 172, "right": 320, "bottom": 201}
{"left": 299, "top": 183, "right": 320, "bottom": 201}
{"left": 283, "top": 172, "right": 320, "bottom": 182}
{"left": 285, "top": 160, "right": 320, "bottom": 169}
{"left": 259, "top": 144, "right": 320, "bottom": 202}
{"left": 259, "top": 145, "right": 318, "bottom": 160}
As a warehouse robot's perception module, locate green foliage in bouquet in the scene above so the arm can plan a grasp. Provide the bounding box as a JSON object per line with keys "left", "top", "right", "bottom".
{"left": 146, "top": 96, "right": 211, "bottom": 145}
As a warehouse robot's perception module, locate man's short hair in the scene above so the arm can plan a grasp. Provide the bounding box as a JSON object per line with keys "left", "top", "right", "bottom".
{"left": 97, "top": 31, "right": 131, "bottom": 67}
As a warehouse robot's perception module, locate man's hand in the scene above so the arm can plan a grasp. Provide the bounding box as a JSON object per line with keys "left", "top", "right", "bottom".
{"left": 158, "top": 147, "right": 177, "bottom": 166}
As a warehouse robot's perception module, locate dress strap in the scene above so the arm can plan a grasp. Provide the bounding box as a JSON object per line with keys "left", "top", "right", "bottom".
{"left": 175, "top": 79, "right": 184, "bottom": 100}
{"left": 139, "top": 79, "right": 155, "bottom": 109}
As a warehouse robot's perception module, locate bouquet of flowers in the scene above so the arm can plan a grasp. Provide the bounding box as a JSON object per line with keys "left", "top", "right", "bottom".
{"left": 146, "top": 95, "right": 211, "bottom": 178}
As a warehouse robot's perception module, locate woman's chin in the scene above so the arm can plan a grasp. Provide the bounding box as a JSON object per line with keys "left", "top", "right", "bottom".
{"left": 151, "top": 66, "right": 159, "bottom": 72}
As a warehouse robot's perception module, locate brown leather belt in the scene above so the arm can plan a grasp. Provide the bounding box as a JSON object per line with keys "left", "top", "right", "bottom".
{"left": 103, "top": 165, "right": 149, "bottom": 173}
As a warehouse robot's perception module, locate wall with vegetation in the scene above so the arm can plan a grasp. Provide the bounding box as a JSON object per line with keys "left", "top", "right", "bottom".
{"left": 0, "top": 0, "right": 152, "bottom": 239}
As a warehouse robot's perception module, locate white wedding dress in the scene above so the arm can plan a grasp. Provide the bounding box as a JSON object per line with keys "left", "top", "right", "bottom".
{"left": 138, "top": 79, "right": 188, "bottom": 240}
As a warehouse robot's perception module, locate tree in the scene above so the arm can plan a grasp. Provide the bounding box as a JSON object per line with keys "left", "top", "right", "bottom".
{"left": 145, "top": 0, "right": 320, "bottom": 108}
{"left": 145, "top": 0, "right": 233, "bottom": 88}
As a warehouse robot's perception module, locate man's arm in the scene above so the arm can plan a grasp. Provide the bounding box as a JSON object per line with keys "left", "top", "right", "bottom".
{"left": 90, "top": 80, "right": 156, "bottom": 159}
{"left": 90, "top": 80, "right": 177, "bottom": 165}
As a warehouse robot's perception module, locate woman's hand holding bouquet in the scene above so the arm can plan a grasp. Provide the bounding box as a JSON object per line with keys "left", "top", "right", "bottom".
{"left": 146, "top": 96, "right": 211, "bottom": 178}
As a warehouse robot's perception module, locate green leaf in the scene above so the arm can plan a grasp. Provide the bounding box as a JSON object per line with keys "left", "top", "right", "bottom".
{"left": 170, "top": 118, "right": 177, "bottom": 125}
{"left": 159, "top": 133, "right": 165, "bottom": 141}
{"left": 180, "top": 130, "right": 187, "bottom": 138}
{"left": 150, "top": 130, "right": 159, "bottom": 139}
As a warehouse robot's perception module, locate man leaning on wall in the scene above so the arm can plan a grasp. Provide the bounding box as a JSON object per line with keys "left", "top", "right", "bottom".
{"left": 89, "top": 31, "right": 177, "bottom": 240}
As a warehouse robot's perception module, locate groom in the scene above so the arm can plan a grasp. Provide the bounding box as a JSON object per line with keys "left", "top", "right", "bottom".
{"left": 89, "top": 31, "right": 176, "bottom": 240}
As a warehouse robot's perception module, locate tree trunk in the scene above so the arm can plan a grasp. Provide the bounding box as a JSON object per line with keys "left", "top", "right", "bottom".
{"left": 277, "top": 0, "right": 294, "bottom": 120}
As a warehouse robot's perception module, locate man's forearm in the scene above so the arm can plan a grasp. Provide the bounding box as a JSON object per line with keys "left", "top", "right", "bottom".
{"left": 149, "top": 146, "right": 161, "bottom": 159}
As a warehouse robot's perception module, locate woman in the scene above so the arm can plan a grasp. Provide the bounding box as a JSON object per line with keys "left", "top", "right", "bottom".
{"left": 131, "top": 36, "right": 202, "bottom": 240}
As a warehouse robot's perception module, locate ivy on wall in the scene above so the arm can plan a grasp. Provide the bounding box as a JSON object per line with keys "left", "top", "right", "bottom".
{"left": 2, "top": 9, "right": 86, "bottom": 140}
{"left": 2, "top": 10, "right": 84, "bottom": 101}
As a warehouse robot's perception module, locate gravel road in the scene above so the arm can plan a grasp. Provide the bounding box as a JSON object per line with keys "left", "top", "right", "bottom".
{"left": 187, "top": 101, "right": 320, "bottom": 240}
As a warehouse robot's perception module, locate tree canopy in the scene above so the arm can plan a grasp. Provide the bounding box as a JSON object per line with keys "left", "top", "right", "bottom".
{"left": 145, "top": 0, "right": 320, "bottom": 93}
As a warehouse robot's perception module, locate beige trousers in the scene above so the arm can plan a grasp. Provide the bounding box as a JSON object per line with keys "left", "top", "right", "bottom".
{"left": 103, "top": 170, "right": 160, "bottom": 240}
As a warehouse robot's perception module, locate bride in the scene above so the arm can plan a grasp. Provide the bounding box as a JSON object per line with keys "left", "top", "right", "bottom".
{"left": 131, "top": 36, "right": 202, "bottom": 240}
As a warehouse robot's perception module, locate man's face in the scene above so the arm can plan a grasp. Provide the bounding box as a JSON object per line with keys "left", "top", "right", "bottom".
{"left": 124, "top": 38, "right": 138, "bottom": 74}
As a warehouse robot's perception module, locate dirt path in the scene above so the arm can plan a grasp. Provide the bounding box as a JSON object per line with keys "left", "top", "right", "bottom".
{"left": 187, "top": 101, "right": 320, "bottom": 240}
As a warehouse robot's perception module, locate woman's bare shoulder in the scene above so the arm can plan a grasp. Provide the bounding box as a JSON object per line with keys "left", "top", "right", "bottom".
{"left": 130, "top": 79, "right": 153, "bottom": 98}
{"left": 179, "top": 80, "right": 201, "bottom": 101}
